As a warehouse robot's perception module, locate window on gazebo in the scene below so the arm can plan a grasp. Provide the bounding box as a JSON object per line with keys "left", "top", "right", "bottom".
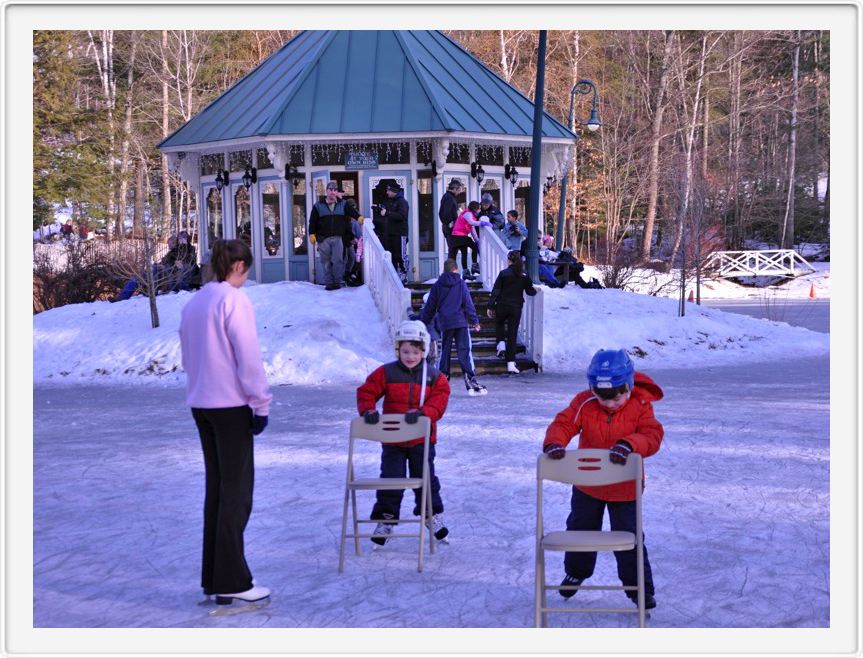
{"left": 446, "top": 142, "right": 470, "bottom": 164}
{"left": 261, "top": 182, "right": 281, "bottom": 256}
{"left": 229, "top": 149, "right": 253, "bottom": 172}
{"left": 291, "top": 177, "right": 307, "bottom": 256}
{"left": 206, "top": 187, "right": 223, "bottom": 246}
{"left": 256, "top": 148, "right": 274, "bottom": 170}
{"left": 417, "top": 173, "right": 435, "bottom": 252}
{"left": 481, "top": 178, "right": 502, "bottom": 209}
{"left": 234, "top": 186, "right": 252, "bottom": 249}
{"left": 201, "top": 154, "right": 224, "bottom": 176}
{"left": 475, "top": 144, "right": 504, "bottom": 166}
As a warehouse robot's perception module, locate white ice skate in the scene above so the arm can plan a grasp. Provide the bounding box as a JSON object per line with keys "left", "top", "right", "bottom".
{"left": 506, "top": 361, "right": 520, "bottom": 374}
{"left": 426, "top": 513, "right": 450, "bottom": 542}
{"left": 209, "top": 586, "right": 271, "bottom": 617}
{"left": 464, "top": 374, "right": 488, "bottom": 396}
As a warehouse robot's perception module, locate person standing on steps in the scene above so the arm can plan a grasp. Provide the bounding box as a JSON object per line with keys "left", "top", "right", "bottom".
{"left": 487, "top": 250, "right": 537, "bottom": 374}
{"left": 309, "top": 181, "right": 361, "bottom": 290}
{"left": 179, "top": 239, "right": 272, "bottom": 610}
{"left": 438, "top": 178, "right": 462, "bottom": 257}
{"left": 380, "top": 182, "right": 410, "bottom": 280}
{"left": 420, "top": 259, "right": 488, "bottom": 396}
{"left": 449, "top": 201, "right": 491, "bottom": 281}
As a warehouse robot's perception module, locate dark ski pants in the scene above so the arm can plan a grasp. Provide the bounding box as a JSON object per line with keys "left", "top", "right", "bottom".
{"left": 438, "top": 326, "right": 475, "bottom": 378}
{"left": 385, "top": 234, "right": 406, "bottom": 273}
{"left": 371, "top": 443, "right": 443, "bottom": 520}
{"left": 192, "top": 406, "right": 255, "bottom": 595}
{"left": 564, "top": 486, "right": 655, "bottom": 597}
{"left": 494, "top": 303, "right": 523, "bottom": 362}
{"left": 448, "top": 236, "right": 478, "bottom": 270}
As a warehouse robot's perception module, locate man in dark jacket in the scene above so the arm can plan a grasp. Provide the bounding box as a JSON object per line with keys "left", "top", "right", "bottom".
{"left": 309, "top": 181, "right": 361, "bottom": 290}
{"left": 380, "top": 182, "right": 410, "bottom": 277}
{"left": 477, "top": 193, "right": 505, "bottom": 231}
{"left": 438, "top": 179, "right": 462, "bottom": 253}
{"left": 421, "top": 259, "right": 487, "bottom": 396}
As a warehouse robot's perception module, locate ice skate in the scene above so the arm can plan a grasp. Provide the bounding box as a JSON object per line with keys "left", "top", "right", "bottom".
{"left": 470, "top": 262, "right": 480, "bottom": 275}
{"left": 371, "top": 513, "right": 395, "bottom": 546}
{"left": 462, "top": 269, "right": 476, "bottom": 281}
{"left": 559, "top": 574, "right": 584, "bottom": 600}
{"left": 425, "top": 513, "right": 449, "bottom": 542}
{"left": 209, "top": 585, "right": 271, "bottom": 617}
{"left": 496, "top": 341, "right": 506, "bottom": 359}
{"left": 627, "top": 591, "right": 657, "bottom": 610}
{"left": 506, "top": 361, "right": 520, "bottom": 374}
{"left": 464, "top": 374, "right": 488, "bottom": 396}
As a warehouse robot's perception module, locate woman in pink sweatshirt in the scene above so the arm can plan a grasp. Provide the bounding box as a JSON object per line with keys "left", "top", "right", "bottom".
{"left": 179, "top": 239, "right": 272, "bottom": 608}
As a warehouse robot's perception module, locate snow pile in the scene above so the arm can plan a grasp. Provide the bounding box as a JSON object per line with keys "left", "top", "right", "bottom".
{"left": 33, "top": 276, "right": 828, "bottom": 386}
{"left": 540, "top": 286, "right": 828, "bottom": 372}
{"left": 33, "top": 281, "right": 391, "bottom": 386}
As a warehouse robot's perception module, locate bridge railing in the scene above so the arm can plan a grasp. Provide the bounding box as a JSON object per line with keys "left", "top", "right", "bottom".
{"left": 478, "top": 226, "right": 544, "bottom": 371}
{"left": 362, "top": 224, "right": 412, "bottom": 339}
{"left": 704, "top": 249, "right": 816, "bottom": 278}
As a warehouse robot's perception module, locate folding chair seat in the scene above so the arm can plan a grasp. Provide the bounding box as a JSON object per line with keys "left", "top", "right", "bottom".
{"left": 339, "top": 414, "right": 435, "bottom": 573}
{"left": 535, "top": 448, "right": 646, "bottom": 627}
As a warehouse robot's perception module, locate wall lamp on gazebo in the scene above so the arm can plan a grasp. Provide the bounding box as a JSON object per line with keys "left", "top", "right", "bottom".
{"left": 242, "top": 165, "right": 258, "bottom": 189}
{"left": 470, "top": 162, "right": 485, "bottom": 184}
{"left": 505, "top": 163, "right": 519, "bottom": 184}
{"left": 215, "top": 170, "right": 230, "bottom": 191}
{"left": 285, "top": 164, "right": 303, "bottom": 182}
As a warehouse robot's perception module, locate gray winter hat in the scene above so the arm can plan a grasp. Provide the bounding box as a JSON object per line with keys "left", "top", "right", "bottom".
{"left": 481, "top": 193, "right": 494, "bottom": 205}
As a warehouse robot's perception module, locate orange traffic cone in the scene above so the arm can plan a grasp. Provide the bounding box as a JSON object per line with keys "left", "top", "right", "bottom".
{"left": 809, "top": 283, "right": 816, "bottom": 299}
{"left": 687, "top": 290, "right": 695, "bottom": 303}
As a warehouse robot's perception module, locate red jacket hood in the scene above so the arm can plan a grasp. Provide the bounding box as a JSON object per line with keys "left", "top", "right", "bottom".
{"left": 632, "top": 371, "right": 663, "bottom": 403}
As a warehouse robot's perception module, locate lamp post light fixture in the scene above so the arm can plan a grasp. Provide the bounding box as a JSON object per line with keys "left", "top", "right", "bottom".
{"left": 242, "top": 165, "right": 257, "bottom": 189}
{"left": 470, "top": 161, "right": 485, "bottom": 184}
{"left": 215, "top": 169, "right": 229, "bottom": 192}
{"left": 555, "top": 78, "right": 601, "bottom": 251}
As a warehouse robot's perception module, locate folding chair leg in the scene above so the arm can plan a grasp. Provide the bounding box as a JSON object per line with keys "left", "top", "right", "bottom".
{"left": 338, "top": 486, "right": 351, "bottom": 573}
{"left": 351, "top": 490, "right": 361, "bottom": 556}
{"left": 426, "top": 481, "right": 435, "bottom": 555}
{"left": 417, "top": 481, "right": 428, "bottom": 573}
{"left": 535, "top": 549, "right": 545, "bottom": 627}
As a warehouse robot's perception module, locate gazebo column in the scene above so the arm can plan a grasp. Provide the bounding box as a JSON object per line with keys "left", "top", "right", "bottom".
{"left": 433, "top": 138, "right": 450, "bottom": 275}
{"left": 408, "top": 141, "right": 420, "bottom": 283}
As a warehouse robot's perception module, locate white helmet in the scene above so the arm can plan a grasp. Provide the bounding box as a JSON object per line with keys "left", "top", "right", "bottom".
{"left": 394, "top": 320, "right": 430, "bottom": 356}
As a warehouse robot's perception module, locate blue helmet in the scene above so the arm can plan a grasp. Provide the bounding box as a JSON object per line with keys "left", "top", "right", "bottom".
{"left": 587, "top": 349, "right": 634, "bottom": 390}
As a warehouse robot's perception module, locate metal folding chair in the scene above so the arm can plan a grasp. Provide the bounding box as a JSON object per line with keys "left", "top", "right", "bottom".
{"left": 339, "top": 414, "right": 435, "bottom": 573}
{"left": 535, "top": 448, "right": 646, "bottom": 627}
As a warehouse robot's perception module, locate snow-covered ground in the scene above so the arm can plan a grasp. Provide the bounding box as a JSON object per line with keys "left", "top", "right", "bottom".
{"left": 29, "top": 266, "right": 834, "bottom": 646}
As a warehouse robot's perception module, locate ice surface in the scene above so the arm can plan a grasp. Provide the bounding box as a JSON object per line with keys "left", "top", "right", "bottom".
{"left": 33, "top": 354, "right": 828, "bottom": 628}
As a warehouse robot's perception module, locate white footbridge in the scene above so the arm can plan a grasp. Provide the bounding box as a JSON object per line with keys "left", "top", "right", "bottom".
{"left": 705, "top": 249, "right": 816, "bottom": 278}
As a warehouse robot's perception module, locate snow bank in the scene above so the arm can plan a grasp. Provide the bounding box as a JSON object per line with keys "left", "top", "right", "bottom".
{"left": 33, "top": 277, "right": 829, "bottom": 386}
{"left": 541, "top": 286, "right": 829, "bottom": 372}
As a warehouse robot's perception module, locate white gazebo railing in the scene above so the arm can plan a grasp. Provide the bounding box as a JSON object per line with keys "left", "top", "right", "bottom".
{"left": 362, "top": 224, "right": 412, "bottom": 339}
{"left": 705, "top": 249, "right": 816, "bottom": 278}
{"left": 478, "top": 226, "right": 544, "bottom": 371}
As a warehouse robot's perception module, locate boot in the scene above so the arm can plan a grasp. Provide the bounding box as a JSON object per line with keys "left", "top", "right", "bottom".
{"left": 371, "top": 513, "right": 396, "bottom": 546}
{"left": 507, "top": 361, "right": 520, "bottom": 374}
{"left": 462, "top": 270, "right": 476, "bottom": 281}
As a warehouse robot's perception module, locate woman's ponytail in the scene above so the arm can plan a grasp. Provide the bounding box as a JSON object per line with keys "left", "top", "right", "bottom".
{"left": 211, "top": 239, "right": 253, "bottom": 282}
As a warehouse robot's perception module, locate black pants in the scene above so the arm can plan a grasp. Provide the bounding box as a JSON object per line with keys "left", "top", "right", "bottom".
{"left": 448, "top": 235, "right": 478, "bottom": 270}
{"left": 438, "top": 326, "right": 475, "bottom": 378}
{"left": 192, "top": 406, "right": 255, "bottom": 595}
{"left": 564, "top": 487, "right": 655, "bottom": 596}
{"left": 371, "top": 443, "right": 443, "bottom": 520}
{"left": 385, "top": 234, "right": 406, "bottom": 272}
{"left": 494, "top": 303, "right": 522, "bottom": 362}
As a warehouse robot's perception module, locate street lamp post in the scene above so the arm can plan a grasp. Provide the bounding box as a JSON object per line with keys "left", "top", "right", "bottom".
{"left": 555, "top": 79, "right": 601, "bottom": 252}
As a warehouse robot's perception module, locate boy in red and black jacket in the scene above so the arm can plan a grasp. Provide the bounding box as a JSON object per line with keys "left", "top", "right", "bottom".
{"left": 357, "top": 321, "right": 451, "bottom": 544}
{"left": 543, "top": 349, "right": 664, "bottom": 609}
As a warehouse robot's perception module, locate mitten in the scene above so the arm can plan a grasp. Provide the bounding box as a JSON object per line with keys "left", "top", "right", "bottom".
{"left": 363, "top": 410, "right": 380, "bottom": 425}
{"left": 609, "top": 440, "right": 633, "bottom": 465}
{"left": 251, "top": 415, "right": 269, "bottom": 436}
{"left": 478, "top": 220, "right": 493, "bottom": 228}
{"left": 544, "top": 444, "right": 566, "bottom": 460}
{"left": 405, "top": 410, "right": 423, "bottom": 424}
{"left": 309, "top": 234, "right": 317, "bottom": 245}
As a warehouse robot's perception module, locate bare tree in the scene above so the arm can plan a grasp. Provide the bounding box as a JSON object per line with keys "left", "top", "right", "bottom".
{"left": 781, "top": 31, "right": 800, "bottom": 249}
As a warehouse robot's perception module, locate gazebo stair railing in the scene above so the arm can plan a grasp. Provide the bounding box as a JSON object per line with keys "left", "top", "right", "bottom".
{"left": 362, "top": 223, "right": 412, "bottom": 340}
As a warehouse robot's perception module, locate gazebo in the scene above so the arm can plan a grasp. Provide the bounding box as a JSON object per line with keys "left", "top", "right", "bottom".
{"left": 158, "top": 30, "right": 577, "bottom": 284}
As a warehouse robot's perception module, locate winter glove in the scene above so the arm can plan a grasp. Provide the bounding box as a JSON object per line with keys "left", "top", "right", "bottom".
{"left": 405, "top": 410, "right": 424, "bottom": 424}
{"left": 309, "top": 234, "right": 317, "bottom": 245}
{"left": 363, "top": 410, "right": 380, "bottom": 425}
{"left": 478, "top": 220, "right": 493, "bottom": 228}
{"left": 544, "top": 444, "right": 566, "bottom": 460}
{"left": 486, "top": 308, "right": 496, "bottom": 319}
{"left": 609, "top": 440, "right": 633, "bottom": 465}
{"left": 251, "top": 415, "right": 269, "bottom": 436}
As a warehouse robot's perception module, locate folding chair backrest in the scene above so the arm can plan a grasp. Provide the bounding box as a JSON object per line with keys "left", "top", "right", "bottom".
{"left": 538, "top": 448, "right": 642, "bottom": 487}
{"left": 349, "top": 414, "right": 431, "bottom": 444}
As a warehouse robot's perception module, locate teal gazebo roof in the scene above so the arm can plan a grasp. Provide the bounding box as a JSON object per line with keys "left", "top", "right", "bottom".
{"left": 159, "top": 30, "right": 576, "bottom": 150}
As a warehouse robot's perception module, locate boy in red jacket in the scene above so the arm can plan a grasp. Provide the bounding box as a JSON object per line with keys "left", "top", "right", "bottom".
{"left": 543, "top": 349, "right": 664, "bottom": 609}
{"left": 357, "top": 320, "right": 451, "bottom": 544}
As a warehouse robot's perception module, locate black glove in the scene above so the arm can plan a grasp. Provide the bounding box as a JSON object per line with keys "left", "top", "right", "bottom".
{"left": 251, "top": 415, "right": 268, "bottom": 436}
{"left": 609, "top": 440, "right": 633, "bottom": 465}
{"left": 544, "top": 444, "right": 566, "bottom": 460}
{"left": 405, "top": 410, "right": 423, "bottom": 424}
{"left": 363, "top": 410, "right": 380, "bottom": 425}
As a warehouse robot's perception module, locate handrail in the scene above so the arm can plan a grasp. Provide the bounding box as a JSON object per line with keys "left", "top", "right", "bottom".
{"left": 478, "top": 226, "right": 544, "bottom": 371}
{"left": 704, "top": 249, "right": 816, "bottom": 278}
{"left": 362, "top": 223, "right": 412, "bottom": 339}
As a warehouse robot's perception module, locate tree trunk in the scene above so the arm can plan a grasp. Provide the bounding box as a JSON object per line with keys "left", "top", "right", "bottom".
{"left": 640, "top": 30, "right": 675, "bottom": 260}
{"left": 161, "top": 30, "right": 172, "bottom": 238}
{"left": 116, "top": 34, "right": 138, "bottom": 245}
{"left": 567, "top": 31, "right": 580, "bottom": 251}
{"left": 781, "top": 31, "right": 800, "bottom": 249}
{"left": 133, "top": 160, "right": 145, "bottom": 238}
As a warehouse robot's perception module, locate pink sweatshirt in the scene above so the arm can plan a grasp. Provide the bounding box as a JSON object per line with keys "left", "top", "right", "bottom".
{"left": 179, "top": 281, "right": 272, "bottom": 416}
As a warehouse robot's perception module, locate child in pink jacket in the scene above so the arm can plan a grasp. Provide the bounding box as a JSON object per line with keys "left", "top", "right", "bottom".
{"left": 179, "top": 239, "right": 272, "bottom": 609}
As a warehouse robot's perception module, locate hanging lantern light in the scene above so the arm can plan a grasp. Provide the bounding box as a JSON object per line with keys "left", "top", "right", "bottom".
{"left": 215, "top": 170, "right": 229, "bottom": 191}
{"left": 242, "top": 165, "right": 257, "bottom": 189}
